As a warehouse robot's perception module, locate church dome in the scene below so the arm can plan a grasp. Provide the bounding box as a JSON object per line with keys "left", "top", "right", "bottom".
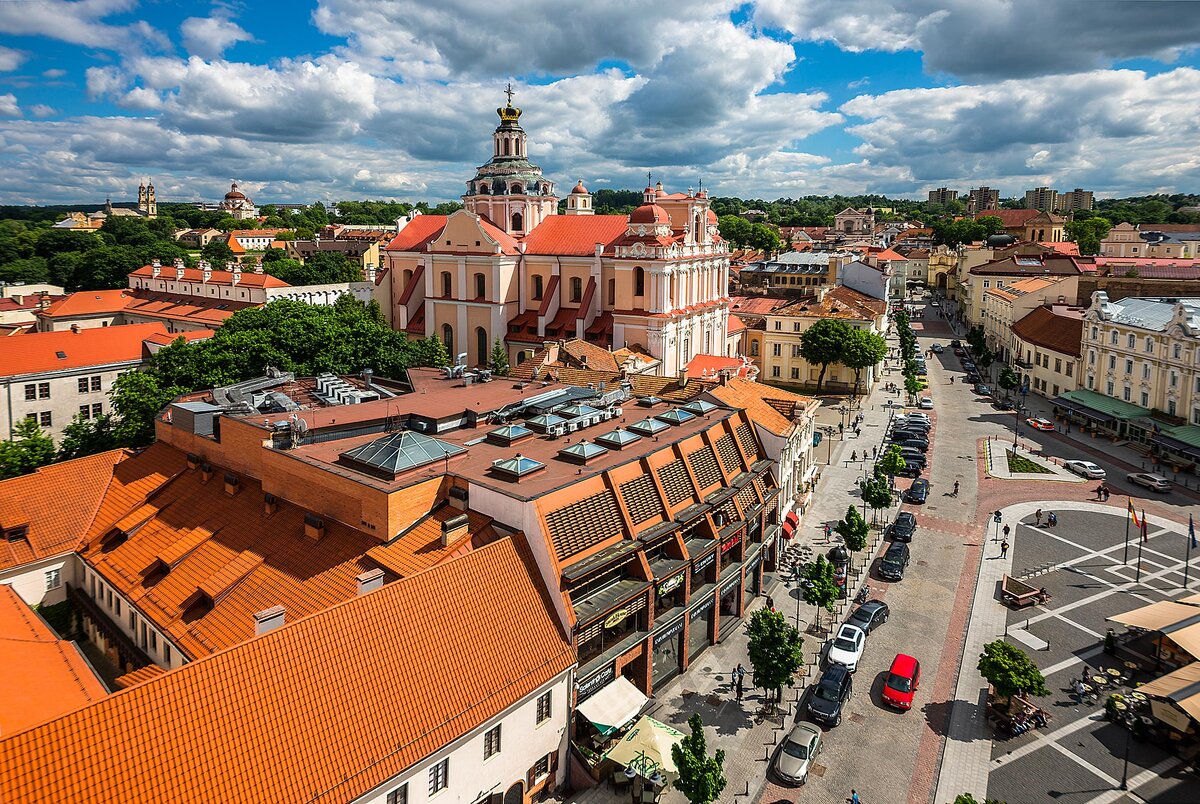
{"left": 225, "top": 182, "right": 248, "bottom": 200}
{"left": 570, "top": 180, "right": 588, "bottom": 195}
{"left": 630, "top": 203, "right": 670, "bottom": 225}
{"left": 986, "top": 233, "right": 1017, "bottom": 248}
{"left": 706, "top": 209, "right": 718, "bottom": 224}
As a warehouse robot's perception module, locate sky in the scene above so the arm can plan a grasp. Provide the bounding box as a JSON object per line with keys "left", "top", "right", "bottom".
{"left": 0, "top": 0, "right": 1198, "bottom": 206}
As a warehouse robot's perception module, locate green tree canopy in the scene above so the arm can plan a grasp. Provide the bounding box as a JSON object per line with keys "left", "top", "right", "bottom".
{"left": 877, "top": 444, "right": 907, "bottom": 484}
{"left": 800, "top": 318, "right": 852, "bottom": 392}
{"left": 57, "top": 414, "right": 120, "bottom": 462}
{"left": 489, "top": 338, "right": 510, "bottom": 376}
{"left": 200, "top": 239, "right": 237, "bottom": 266}
{"left": 717, "top": 215, "right": 752, "bottom": 249}
{"left": 0, "top": 418, "right": 56, "bottom": 479}
{"left": 1064, "top": 217, "right": 1112, "bottom": 256}
{"left": 977, "top": 640, "right": 1049, "bottom": 711}
{"left": 841, "top": 328, "right": 887, "bottom": 397}
{"left": 745, "top": 607, "right": 804, "bottom": 702}
{"left": 998, "top": 367, "right": 1018, "bottom": 399}
{"left": 672, "top": 714, "right": 726, "bottom": 804}
{"left": 836, "top": 503, "right": 871, "bottom": 560}
{"left": 800, "top": 555, "right": 839, "bottom": 632}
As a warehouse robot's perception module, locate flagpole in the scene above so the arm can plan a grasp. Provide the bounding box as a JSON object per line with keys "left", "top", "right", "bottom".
{"left": 1186, "top": 516, "right": 1194, "bottom": 590}
{"left": 1136, "top": 510, "right": 1146, "bottom": 583}
{"left": 1124, "top": 499, "right": 1131, "bottom": 564}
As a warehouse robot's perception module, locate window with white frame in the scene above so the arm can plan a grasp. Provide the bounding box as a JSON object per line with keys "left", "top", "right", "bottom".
{"left": 1128, "top": 334, "right": 1136, "bottom": 349}
{"left": 44, "top": 568, "right": 61, "bottom": 590}
{"left": 1169, "top": 400, "right": 1177, "bottom": 416}
{"left": 1145, "top": 337, "right": 1154, "bottom": 353}
{"left": 1125, "top": 359, "right": 1133, "bottom": 374}
{"left": 483, "top": 725, "right": 502, "bottom": 759}
{"left": 1175, "top": 343, "right": 1182, "bottom": 359}
{"left": 1171, "top": 372, "right": 1178, "bottom": 388}
{"left": 1142, "top": 392, "right": 1150, "bottom": 407}
{"left": 1108, "top": 355, "right": 1116, "bottom": 371}
{"left": 1110, "top": 331, "right": 1118, "bottom": 345}
{"left": 1107, "top": 381, "right": 1114, "bottom": 395}
{"left": 1143, "top": 364, "right": 1151, "bottom": 379}
{"left": 1123, "top": 385, "right": 1131, "bottom": 401}
{"left": 428, "top": 758, "right": 449, "bottom": 795}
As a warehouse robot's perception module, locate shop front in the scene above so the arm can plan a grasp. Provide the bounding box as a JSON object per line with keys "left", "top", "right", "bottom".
{"left": 718, "top": 575, "right": 743, "bottom": 638}
{"left": 651, "top": 616, "right": 685, "bottom": 691}
{"left": 744, "top": 555, "right": 762, "bottom": 607}
{"left": 687, "top": 595, "right": 715, "bottom": 661}
{"left": 653, "top": 570, "right": 687, "bottom": 623}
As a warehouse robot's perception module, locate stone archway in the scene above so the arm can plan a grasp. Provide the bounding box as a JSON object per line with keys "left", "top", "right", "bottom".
{"left": 936, "top": 272, "right": 948, "bottom": 291}
{"left": 503, "top": 781, "right": 524, "bottom": 804}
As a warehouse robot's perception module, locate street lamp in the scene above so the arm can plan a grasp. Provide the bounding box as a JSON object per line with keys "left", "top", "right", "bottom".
{"left": 1119, "top": 725, "right": 1131, "bottom": 790}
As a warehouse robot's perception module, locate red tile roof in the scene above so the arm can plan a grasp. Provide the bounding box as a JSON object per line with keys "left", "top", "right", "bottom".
{"left": 873, "top": 247, "right": 905, "bottom": 261}
{"left": 38, "top": 289, "right": 132, "bottom": 319}
{"left": 143, "top": 328, "right": 216, "bottom": 347}
{"left": 0, "top": 585, "right": 107, "bottom": 736}
{"left": 1011, "top": 305, "right": 1084, "bottom": 357}
{"left": 385, "top": 215, "right": 449, "bottom": 252}
{"left": 0, "top": 450, "right": 128, "bottom": 574}
{"left": 727, "top": 314, "right": 746, "bottom": 334}
{"left": 706, "top": 378, "right": 814, "bottom": 438}
{"left": 0, "top": 539, "right": 573, "bottom": 804}
{"left": 977, "top": 209, "right": 1039, "bottom": 227}
{"left": 728, "top": 296, "right": 793, "bottom": 318}
{"left": 519, "top": 215, "right": 629, "bottom": 256}
{"left": 686, "top": 354, "right": 754, "bottom": 379}
{"left": 0, "top": 323, "right": 164, "bottom": 378}
{"left": 1038, "top": 241, "right": 1080, "bottom": 256}
{"left": 129, "top": 265, "right": 289, "bottom": 289}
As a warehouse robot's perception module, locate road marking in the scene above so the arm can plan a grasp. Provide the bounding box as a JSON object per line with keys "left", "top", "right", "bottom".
{"left": 1042, "top": 644, "right": 1105, "bottom": 678}
{"left": 1008, "top": 626, "right": 1048, "bottom": 650}
{"left": 1083, "top": 755, "right": 1183, "bottom": 804}
{"left": 1047, "top": 739, "right": 1120, "bottom": 787}
{"left": 991, "top": 712, "right": 1104, "bottom": 769}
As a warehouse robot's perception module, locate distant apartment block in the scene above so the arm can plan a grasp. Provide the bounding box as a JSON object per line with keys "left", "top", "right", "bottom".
{"left": 927, "top": 187, "right": 958, "bottom": 205}
{"left": 967, "top": 187, "right": 1000, "bottom": 213}
{"left": 1055, "top": 188, "right": 1095, "bottom": 212}
{"left": 1023, "top": 187, "right": 1059, "bottom": 211}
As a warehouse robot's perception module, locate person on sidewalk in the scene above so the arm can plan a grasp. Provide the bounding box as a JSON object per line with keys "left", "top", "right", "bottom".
{"left": 1003, "top": 524, "right": 1011, "bottom": 541}
{"left": 849, "top": 790, "right": 861, "bottom": 804}
{"left": 734, "top": 663, "right": 746, "bottom": 700}
{"left": 1035, "top": 508, "right": 1043, "bottom": 526}
{"left": 1000, "top": 539, "right": 1009, "bottom": 558}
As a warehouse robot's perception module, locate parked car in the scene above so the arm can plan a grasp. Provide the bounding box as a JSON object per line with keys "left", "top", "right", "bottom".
{"left": 889, "top": 511, "right": 918, "bottom": 541}
{"left": 973, "top": 384, "right": 993, "bottom": 396}
{"left": 827, "top": 623, "right": 866, "bottom": 672}
{"left": 953, "top": 347, "right": 966, "bottom": 356}
{"left": 950, "top": 339, "right": 961, "bottom": 348}
{"left": 893, "top": 417, "right": 931, "bottom": 431}
{"left": 992, "top": 399, "right": 1015, "bottom": 411}
{"left": 965, "top": 371, "right": 981, "bottom": 383}
{"left": 878, "top": 542, "right": 911, "bottom": 580}
{"left": 962, "top": 360, "right": 977, "bottom": 371}
{"left": 881, "top": 653, "right": 921, "bottom": 710}
{"left": 904, "top": 480, "right": 929, "bottom": 505}
{"left": 847, "top": 600, "right": 890, "bottom": 634}
{"left": 1064, "top": 460, "right": 1106, "bottom": 479}
{"left": 897, "top": 461, "right": 923, "bottom": 478}
{"left": 918, "top": 396, "right": 934, "bottom": 409}
{"left": 807, "top": 664, "right": 854, "bottom": 726}
{"left": 774, "top": 721, "right": 822, "bottom": 785}
{"left": 1128, "top": 472, "right": 1172, "bottom": 492}
{"left": 1026, "top": 417, "right": 1055, "bottom": 431}
{"left": 891, "top": 437, "right": 929, "bottom": 454}
{"left": 931, "top": 344, "right": 945, "bottom": 354}
{"left": 899, "top": 447, "right": 926, "bottom": 463}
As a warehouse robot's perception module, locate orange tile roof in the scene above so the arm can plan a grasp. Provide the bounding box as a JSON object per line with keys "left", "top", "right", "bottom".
{"left": 706, "top": 378, "right": 814, "bottom": 438}
{"left": 560, "top": 338, "right": 620, "bottom": 372}
{"left": 0, "top": 585, "right": 107, "bottom": 736}
{"left": 122, "top": 291, "right": 255, "bottom": 326}
{"left": 0, "top": 538, "right": 573, "bottom": 803}
{"left": 873, "top": 247, "right": 906, "bottom": 261}
{"left": 1011, "top": 305, "right": 1084, "bottom": 357}
{"left": 143, "top": 328, "right": 216, "bottom": 346}
{"left": 686, "top": 353, "right": 753, "bottom": 379}
{"left": 225, "top": 236, "right": 246, "bottom": 254}
{"left": 0, "top": 449, "right": 129, "bottom": 573}
{"left": 520, "top": 215, "right": 629, "bottom": 256}
{"left": 129, "top": 265, "right": 289, "bottom": 289}
{"left": 775, "top": 286, "right": 887, "bottom": 320}
{"left": 0, "top": 322, "right": 164, "bottom": 378}
{"left": 36, "top": 289, "right": 132, "bottom": 319}
{"left": 385, "top": 214, "right": 448, "bottom": 252}
{"left": 80, "top": 446, "right": 403, "bottom": 658}
{"left": 727, "top": 314, "right": 746, "bottom": 334}
{"left": 1038, "top": 240, "right": 1080, "bottom": 256}
{"left": 367, "top": 505, "right": 498, "bottom": 578}
{"left": 728, "top": 295, "right": 794, "bottom": 318}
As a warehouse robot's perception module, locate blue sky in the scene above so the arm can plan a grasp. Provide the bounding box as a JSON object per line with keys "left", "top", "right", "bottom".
{"left": 0, "top": 1, "right": 1198, "bottom": 205}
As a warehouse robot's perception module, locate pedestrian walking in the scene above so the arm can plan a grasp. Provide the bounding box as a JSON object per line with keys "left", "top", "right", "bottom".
{"left": 1035, "top": 508, "right": 1043, "bottom": 526}
{"left": 854, "top": 427, "right": 861, "bottom": 438}
{"left": 849, "top": 790, "right": 861, "bottom": 804}
{"left": 1096, "top": 484, "right": 1104, "bottom": 500}
{"left": 872, "top": 445, "right": 878, "bottom": 459}
{"left": 735, "top": 663, "right": 746, "bottom": 701}
{"left": 851, "top": 450, "right": 857, "bottom": 462}
{"left": 1048, "top": 512, "right": 1058, "bottom": 527}
{"left": 1003, "top": 524, "right": 1011, "bottom": 540}
{"left": 1000, "top": 539, "right": 1009, "bottom": 558}
{"left": 839, "top": 422, "right": 844, "bottom": 436}
{"left": 824, "top": 522, "right": 832, "bottom": 540}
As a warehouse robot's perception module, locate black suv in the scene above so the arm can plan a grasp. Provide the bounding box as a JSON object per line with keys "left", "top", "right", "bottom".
{"left": 904, "top": 479, "right": 929, "bottom": 504}
{"left": 806, "top": 664, "right": 854, "bottom": 726}
{"left": 888, "top": 512, "right": 918, "bottom": 542}
{"left": 879, "top": 542, "right": 911, "bottom": 580}
{"left": 891, "top": 436, "right": 929, "bottom": 453}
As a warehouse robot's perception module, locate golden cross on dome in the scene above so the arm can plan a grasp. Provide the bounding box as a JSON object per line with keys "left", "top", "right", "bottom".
{"left": 504, "top": 83, "right": 515, "bottom": 105}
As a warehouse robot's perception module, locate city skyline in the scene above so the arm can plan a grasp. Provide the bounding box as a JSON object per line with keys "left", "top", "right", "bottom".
{"left": 0, "top": 1, "right": 1198, "bottom": 205}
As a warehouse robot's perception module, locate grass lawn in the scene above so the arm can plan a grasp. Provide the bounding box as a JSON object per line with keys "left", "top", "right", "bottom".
{"left": 1006, "top": 450, "right": 1051, "bottom": 474}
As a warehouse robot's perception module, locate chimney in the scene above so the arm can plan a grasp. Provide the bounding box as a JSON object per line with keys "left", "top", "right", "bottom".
{"left": 441, "top": 513, "right": 470, "bottom": 546}
{"left": 70, "top": 323, "right": 80, "bottom": 334}
{"left": 200, "top": 260, "right": 212, "bottom": 283}
{"left": 365, "top": 262, "right": 377, "bottom": 283}
{"left": 223, "top": 472, "right": 240, "bottom": 496}
{"left": 263, "top": 492, "right": 278, "bottom": 515}
{"left": 255, "top": 257, "right": 264, "bottom": 274}
{"left": 448, "top": 485, "right": 469, "bottom": 511}
{"left": 253, "top": 605, "right": 286, "bottom": 636}
{"left": 356, "top": 568, "right": 385, "bottom": 596}
{"left": 303, "top": 513, "right": 326, "bottom": 542}
{"left": 230, "top": 261, "right": 241, "bottom": 285}
{"left": 679, "top": 366, "right": 689, "bottom": 387}
{"left": 173, "top": 257, "right": 185, "bottom": 280}
{"left": 199, "top": 461, "right": 212, "bottom": 482}
{"left": 151, "top": 258, "right": 161, "bottom": 278}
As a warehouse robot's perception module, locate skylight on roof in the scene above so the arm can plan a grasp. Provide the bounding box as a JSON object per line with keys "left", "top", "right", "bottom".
{"left": 525, "top": 413, "right": 566, "bottom": 433}
{"left": 682, "top": 400, "right": 718, "bottom": 415}
{"left": 339, "top": 431, "right": 466, "bottom": 478}
{"left": 55, "top": 351, "right": 66, "bottom": 359}
{"left": 629, "top": 417, "right": 670, "bottom": 436}
{"left": 486, "top": 423, "right": 534, "bottom": 446}
{"left": 637, "top": 396, "right": 662, "bottom": 407}
{"left": 595, "top": 427, "right": 642, "bottom": 449}
{"left": 557, "top": 440, "right": 609, "bottom": 463}
{"left": 656, "top": 408, "right": 696, "bottom": 426}
{"left": 491, "top": 453, "right": 545, "bottom": 480}
{"left": 557, "top": 404, "right": 600, "bottom": 419}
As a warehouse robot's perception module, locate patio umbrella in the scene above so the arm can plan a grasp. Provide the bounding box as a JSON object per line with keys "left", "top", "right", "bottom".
{"left": 603, "top": 715, "right": 685, "bottom": 777}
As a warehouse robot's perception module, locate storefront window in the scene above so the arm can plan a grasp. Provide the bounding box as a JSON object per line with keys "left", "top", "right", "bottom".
{"left": 652, "top": 619, "right": 684, "bottom": 689}
{"left": 688, "top": 600, "right": 714, "bottom": 660}
{"left": 655, "top": 573, "right": 686, "bottom": 619}
{"left": 690, "top": 549, "right": 716, "bottom": 592}
{"left": 744, "top": 559, "right": 762, "bottom": 608}
{"left": 719, "top": 533, "right": 742, "bottom": 574}
{"left": 577, "top": 606, "right": 643, "bottom": 667}
{"left": 719, "top": 579, "right": 742, "bottom": 636}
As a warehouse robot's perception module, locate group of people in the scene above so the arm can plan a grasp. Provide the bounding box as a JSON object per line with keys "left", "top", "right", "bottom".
{"left": 1095, "top": 483, "right": 1111, "bottom": 501}
{"left": 1034, "top": 508, "right": 1058, "bottom": 528}
{"left": 1008, "top": 707, "right": 1049, "bottom": 736}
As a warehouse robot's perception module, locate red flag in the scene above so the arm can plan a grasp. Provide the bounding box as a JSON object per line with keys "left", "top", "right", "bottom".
{"left": 1128, "top": 499, "right": 1142, "bottom": 530}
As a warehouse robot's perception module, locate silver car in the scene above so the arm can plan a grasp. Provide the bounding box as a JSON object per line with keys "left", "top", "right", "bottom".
{"left": 774, "top": 721, "right": 822, "bottom": 785}
{"left": 1064, "top": 460, "right": 1106, "bottom": 479}
{"left": 1128, "top": 472, "right": 1171, "bottom": 492}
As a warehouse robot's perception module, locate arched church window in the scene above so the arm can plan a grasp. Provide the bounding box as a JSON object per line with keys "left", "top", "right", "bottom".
{"left": 474, "top": 272, "right": 486, "bottom": 299}
{"left": 570, "top": 277, "right": 582, "bottom": 303}
{"left": 532, "top": 274, "right": 543, "bottom": 300}
{"left": 503, "top": 138, "right": 511, "bottom": 156}
{"left": 607, "top": 277, "right": 615, "bottom": 306}
{"left": 442, "top": 323, "right": 454, "bottom": 355}
{"left": 634, "top": 267, "right": 645, "bottom": 297}
{"left": 476, "top": 327, "right": 488, "bottom": 367}
{"left": 511, "top": 212, "right": 523, "bottom": 231}
{"left": 441, "top": 271, "right": 452, "bottom": 297}
{"left": 510, "top": 184, "right": 522, "bottom": 195}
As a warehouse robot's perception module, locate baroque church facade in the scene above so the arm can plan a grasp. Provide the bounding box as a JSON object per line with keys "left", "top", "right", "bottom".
{"left": 382, "top": 93, "right": 730, "bottom": 375}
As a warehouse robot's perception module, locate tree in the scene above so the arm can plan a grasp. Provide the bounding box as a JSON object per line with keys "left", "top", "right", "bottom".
{"left": 110, "top": 370, "right": 183, "bottom": 449}
{"left": 877, "top": 444, "right": 907, "bottom": 486}
{"left": 717, "top": 215, "right": 752, "bottom": 249}
{"left": 746, "top": 223, "right": 784, "bottom": 256}
{"left": 800, "top": 555, "right": 839, "bottom": 634}
{"left": 489, "top": 338, "right": 510, "bottom": 376}
{"left": 424, "top": 334, "right": 450, "bottom": 368}
{"left": 836, "top": 504, "right": 870, "bottom": 566}
{"left": 858, "top": 476, "right": 893, "bottom": 526}
{"left": 1064, "top": 217, "right": 1112, "bottom": 256}
{"left": 998, "top": 367, "right": 1018, "bottom": 400}
{"left": 976, "top": 215, "right": 1005, "bottom": 237}
{"left": 672, "top": 714, "right": 726, "bottom": 804}
{"left": 977, "top": 640, "right": 1049, "bottom": 712}
{"left": 954, "top": 795, "right": 1007, "bottom": 804}
{"left": 200, "top": 239, "right": 236, "bottom": 266}
{"left": 841, "top": 329, "right": 887, "bottom": 398}
{"left": 744, "top": 608, "right": 804, "bottom": 703}
{"left": 904, "top": 373, "right": 923, "bottom": 402}
{"left": 800, "top": 318, "right": 851, "bottom": 393}
{"left": 303, "top": 250, "right": 361, "bottom": 283}
{"left": 0, "top": 418, "right": 56, "bottom": 480}
{"left": 966, "top": 326, "right": 986, "bottom": 355}
{"left": 57, "top": 414, "right": 120, "bottom": 461}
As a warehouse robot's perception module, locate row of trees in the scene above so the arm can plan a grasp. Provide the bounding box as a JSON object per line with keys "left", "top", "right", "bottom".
{"left": 716, "top": 215, "right": 785, "bottom": 254}
{"left": 799, "top": 320, "right": 889, "bottom": 395}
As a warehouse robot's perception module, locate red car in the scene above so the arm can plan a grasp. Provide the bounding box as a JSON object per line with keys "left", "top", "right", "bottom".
{"left": 882, "top": 653, "right": 921, "bottom": 710}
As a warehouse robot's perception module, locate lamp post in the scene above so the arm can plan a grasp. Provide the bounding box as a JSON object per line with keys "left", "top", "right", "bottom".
{"left": 1119, "top": 725, "right": 1131, "bottom": 790}
{"left": 1014, "top": 409, "right": 1020, "bottom": 448}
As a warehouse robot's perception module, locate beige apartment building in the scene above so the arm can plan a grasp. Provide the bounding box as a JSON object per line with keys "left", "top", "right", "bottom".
{"left": 960, "top": 253, "right": 1082, "bottom": 329}
{"left": 982, "top": 275, "right": 1077, "bottom": 361}
{"left": 755, "top": 285, "right": 887, "bottom": 393}
{"left": 1009, "top": 305, "right": 1083, "bottom": 399}
{"left": 1101, "top": 223, "right": 1197, "bottom": 259}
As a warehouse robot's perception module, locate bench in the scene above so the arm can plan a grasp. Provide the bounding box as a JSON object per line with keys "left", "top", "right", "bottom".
{"left": 1001, "top": 574, "right": 1049, "bottom": 608}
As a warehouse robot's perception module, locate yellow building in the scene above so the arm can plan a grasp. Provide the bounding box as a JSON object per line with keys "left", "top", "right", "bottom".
{"left": 982, "top": 275, "right": 1077, "bottom": 361}
{"left": 960, "top": 253, "right": 1081, "bottom": 330}
{"left": 1010, "top": 305, "right": 1083, "bottom": 400}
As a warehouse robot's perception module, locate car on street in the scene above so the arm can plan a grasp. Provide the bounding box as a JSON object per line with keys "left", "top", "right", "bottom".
{"left": 904, "top": 480, "right": 929, "bottom": 505}
{"left": 931, "top": 344, "right": 944, "bottom": 353}
{"left": 973, "top": 383, "right": 993, "bottom": 396}
{"left": 898, "top": 449, "right": 926, "bottom": 467}
{"left": 847, "top": 600, "right": 890, "bottom": 634}
{"left": 1127, "top": 472, "right": 1172, "bottom": 492}
{"left": 888, "top": 511, "right": 918, "bottom": 541}
{"left": 962, "top": 360, "right": 977, "bottom": 371}
{"left": 806, "top": 664, "right": 853, "bottom": 726}
{"left": 773, "top": 721, "right": 822, "bottom": 785}
{"left": 827, "top": 623, "right": 866, "bottom": 672}
{"left": 965, "top": 371, "right": 981, "bottom": 383}
{"left": 953, "top": 347, "right": 966, "bottom": 356}
{"left": 891, "top": 437, "right": 929, "bottom": 454}
{"left": 881, "top": 653, "right": 921, "bottom": 710}
{"left": 896, "top": 462, "right": 923, "bottom": 478}
{"left": 895, "top": 414, "right": 930, "bottom": 427}
{"left": 1064, "top": 460, "right": 1106, "bottom": 479}
{"left": 950, "top": 339, "right": 961, "bottom": 348}
{"left": 918, "top": 396, "right": 934, "bottom": 409}
{"left": 992, "top": 399, "right": 1015, "bottom": 411}
{"left": 1026, "top": 417, "right": 1055, "bottom": 431}
{"left": 892, "top": 429, "right": 930, "bottom": 444}
{"left": 878, "top": 541, "right": 911, "bottom": 581}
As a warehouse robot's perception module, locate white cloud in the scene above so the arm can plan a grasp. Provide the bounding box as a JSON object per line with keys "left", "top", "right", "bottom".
{"left": 0, "top": 94, "right": 19, "bottom": 117}
{"left": 0, "top": 0, "right": 168, "bottom": 53}
{"left": 43, "top": 68, "right": 67, "bottom": 79}
{"left": 0, "top": 46, "right": 24, "bottom": 72}
{"left": 753, "top": 0, "right": 1200, "bottom": 80}
{"left": 29, "top": 104, "right": 57, "bottom": 118}
{"left": 181, "top": 15, "right": 253, "bottom": 59}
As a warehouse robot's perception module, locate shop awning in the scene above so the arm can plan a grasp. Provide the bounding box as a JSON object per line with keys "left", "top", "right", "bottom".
{"left": 1166, "top": 623, "right": 1200, "bottom": 661}
{"left": 782, "top": 511, "right": 799, "bottom": 540}
{"left": 1136, "top": 662, "right": 1200, "bottom": 723}
{"left": 577, "top": 676, "right": 648, "bottom": 737}
{"left": 1106, "top": 600, "right": 1200, "bottom": 631}
{"left": 1050, "top": 396, "right": 1116, "bottom": 424}
{"left": 604, "top": 715, "right": 685, "bottom": 776}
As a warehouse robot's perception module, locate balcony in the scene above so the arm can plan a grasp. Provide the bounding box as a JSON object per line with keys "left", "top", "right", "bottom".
{"left": 1014, "top": 358, "right": 1032, "bottom": 369}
